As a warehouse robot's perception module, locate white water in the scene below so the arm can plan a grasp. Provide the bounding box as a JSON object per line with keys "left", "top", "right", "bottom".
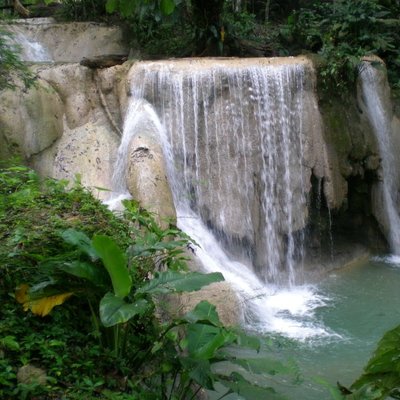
{"left": 108, "top": 59, "right": 337, "bottom": 340}
{"left": 5, "top": 26, "right": 52, "bottom": 62}
{"left": 359, "top": 62, "right": 400, "bottom": 253}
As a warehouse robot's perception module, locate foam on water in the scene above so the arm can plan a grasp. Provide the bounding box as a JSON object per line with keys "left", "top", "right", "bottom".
{"left": 373, "top": 254, "right": 400, "bottom": 266}
{"left": 179, "top": 210, "right": 338, "bottom": 342}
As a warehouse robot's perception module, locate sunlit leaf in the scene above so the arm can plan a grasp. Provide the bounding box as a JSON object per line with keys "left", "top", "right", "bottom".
{"left": 105, "top": 0, "right": 118, "bottom": 13}
{"left": 160, "top": 0, "right": 175, "bottom": 15}
{"left": 16, "top": 284, "right": 73, "bottom": 317}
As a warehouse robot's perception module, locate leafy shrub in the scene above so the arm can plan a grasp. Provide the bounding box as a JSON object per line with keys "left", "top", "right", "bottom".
{"left": 280, "top": 0, "right": 400, "bottom": 92}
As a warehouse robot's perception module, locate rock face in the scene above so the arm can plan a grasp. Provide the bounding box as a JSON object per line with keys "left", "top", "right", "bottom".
{"left": 0, "top": 79, "right": 63, "bottom": 160}
{"left": 28, "top": 64, "right": 122, "bottom": 198}
{"left": 173, "top": 282, "right": 243, "bottom": 326}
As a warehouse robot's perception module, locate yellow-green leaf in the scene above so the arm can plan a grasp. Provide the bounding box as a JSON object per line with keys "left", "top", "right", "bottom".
{"left": 16, "top": 285, "right": 73, "bottom": 317}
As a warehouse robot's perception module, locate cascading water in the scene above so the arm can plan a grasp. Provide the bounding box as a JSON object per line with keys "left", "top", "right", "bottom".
{"left": 112, "top": 58, "right": 333, "bottom": 338}
{"left": 359, "top": 61, "right": 400, "bottom": 254}
{"left": 5, "top": 25, "right": 52, "bottom": 62}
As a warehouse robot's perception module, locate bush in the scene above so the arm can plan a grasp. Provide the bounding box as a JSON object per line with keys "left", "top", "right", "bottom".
{"left": 280, "top": 0, "right": 400, "bottom": 92}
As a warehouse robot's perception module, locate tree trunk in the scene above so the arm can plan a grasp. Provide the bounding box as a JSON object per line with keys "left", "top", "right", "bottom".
{"left": 13, "top": 0, "right": 30, "bottom": 17}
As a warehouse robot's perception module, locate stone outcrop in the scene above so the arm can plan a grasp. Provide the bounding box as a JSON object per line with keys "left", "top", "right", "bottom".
{"left": 0, "top": 79, "right": 63, "bottom": 160}
{"left": 172, "top": 282, "right": 243, "bottom": 326}
{"left": 29, "top": 64, "right": 122, "bottom": 198}
{"left": 127, "top": 131, "right": 177, "bottom": 228}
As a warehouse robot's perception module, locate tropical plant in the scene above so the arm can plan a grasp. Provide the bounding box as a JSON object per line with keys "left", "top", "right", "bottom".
{"left": 334, "top": 324, "right": 400, "bottom": 399}
{"left": 14, "top": 229, "right": 295, "bottom": 399}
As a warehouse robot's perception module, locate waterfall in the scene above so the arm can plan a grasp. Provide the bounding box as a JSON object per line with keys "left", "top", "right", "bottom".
{"left": 5, "top": 26, "right": 52, "bottom": 62}
{"left": 126, "top": 59, "right": 309, "bottom": 285}
{"left": 359, "top": 61, "right": 400, "bottom": 253}
{"left": 110, "top": 58, "right": 335, "bottom": 337}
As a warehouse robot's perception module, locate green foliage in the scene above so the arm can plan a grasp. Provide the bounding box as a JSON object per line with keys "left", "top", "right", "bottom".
{"left": 339, "top": 324, "right": 400, "bottom": 399}
{"left": 0, "top": 164, "right": 295, "bottom": 399}
{"left": 281, "top": 0, "right": 400, "bottom": 92}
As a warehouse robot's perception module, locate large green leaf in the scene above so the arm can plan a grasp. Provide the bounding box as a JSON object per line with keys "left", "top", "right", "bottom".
{"left": 180, "top": 358, "right": 214, "bottom": 390}
{"left": 184, "top": 300, "right": 221, "bottom": 327}
{"left": 61, "top": 229, "right": 98, "bottom": 261}
{"left": 100, "top": 292, "right": 149, "bottom": 327}
{"left": 160, "top": 0, "right": 175, "bottom": 15}
{"left": 92, "top": 235, "right": 131, "bottom": 298}
{"left": 186, "top": 323, "right": 235, "bottom": 360}
{"left": 350, "top": 324, "right": 400, "bottom": 398}
{"left": 233, "top": 358, "right": 294, "bottom": 377}
{"left": 137, "top": 271, "right": 224, "bottom": 295}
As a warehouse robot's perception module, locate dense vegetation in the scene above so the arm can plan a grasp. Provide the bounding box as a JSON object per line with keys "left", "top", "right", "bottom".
{"left": 1, "top": 0, "right": 400, "bottom": 91}
{"left": 0, "top": 164, "right": 301, "bottom": 399}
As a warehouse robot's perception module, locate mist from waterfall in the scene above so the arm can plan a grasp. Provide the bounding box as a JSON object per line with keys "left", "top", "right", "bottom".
{"left": 359, "top": 62, "right": 400, "bottom": 254}
{"left": 112, "top": 59, "right": 333, "bottom": 338}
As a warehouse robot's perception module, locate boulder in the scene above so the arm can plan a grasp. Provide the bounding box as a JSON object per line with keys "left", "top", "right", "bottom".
{"left": 171, "top": 282, "right": 242, "bottom": 326}
{"left": 126, "top": 132, "right": 176, "bottom": 228}
{"left": 0, "top": 78, "right": 63, "bottom": 160}
{"left": 17, "top": 365, "right": 47, "bottom": 386}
